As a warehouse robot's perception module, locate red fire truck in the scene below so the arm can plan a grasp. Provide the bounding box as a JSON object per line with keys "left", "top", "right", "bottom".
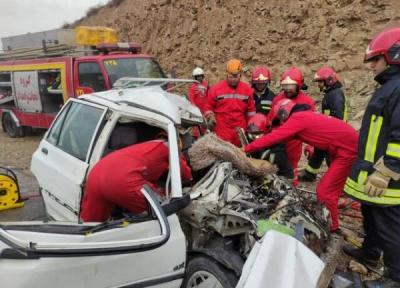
{"left": 0, "top": 27, "right": 166, "bottom": 137}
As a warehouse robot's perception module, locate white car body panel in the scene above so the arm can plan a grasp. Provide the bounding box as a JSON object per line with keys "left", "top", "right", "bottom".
{"left": 0, "top": 215, "right": 186, "bottom": 288}
{"left": 31, "top": 142, "right": 89, "bottom": 221}
{"left": 236, "top": 230, "right": 324, "bottom": 288}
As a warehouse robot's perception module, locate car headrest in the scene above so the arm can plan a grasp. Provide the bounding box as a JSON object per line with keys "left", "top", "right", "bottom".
{"left": 109, "top": 125, "right": 138, "bottom": 150}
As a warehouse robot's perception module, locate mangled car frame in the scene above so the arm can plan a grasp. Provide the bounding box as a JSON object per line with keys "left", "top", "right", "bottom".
{"left": 0, "top": 78, "right": 329, "bottom": 288}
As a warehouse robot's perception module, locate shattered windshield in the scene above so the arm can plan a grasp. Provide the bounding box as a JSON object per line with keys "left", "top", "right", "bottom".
{"left": 103, "top": 58, "right": 166, "bottom": 85}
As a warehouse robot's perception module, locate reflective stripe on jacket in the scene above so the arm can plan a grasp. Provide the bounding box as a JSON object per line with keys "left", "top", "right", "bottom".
{"left": 204, "top": 80, "right": 255, "bottom": 146}
{"left": 253, "top": 87, "right": 276, "bottom": 115}
{"left": 344, "top": 70, "right": 400, "bottom": 205}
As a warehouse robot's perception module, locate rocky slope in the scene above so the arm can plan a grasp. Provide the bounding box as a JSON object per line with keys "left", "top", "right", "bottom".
{"left": 75, "top": 0, "right": 400, "bottom": 123}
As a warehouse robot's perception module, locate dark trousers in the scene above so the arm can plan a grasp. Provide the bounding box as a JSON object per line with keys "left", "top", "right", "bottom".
{"left": 362, "top": 204, "right": 400, "bottom": 281}
{"left": 252, "top": 143, "right": 294, "bottom": 179}
{"left": 307, "top": 148, "right": 331, "bottom": 173}
{"left": 270, "top": 143, "right": 294, "bottom": 179}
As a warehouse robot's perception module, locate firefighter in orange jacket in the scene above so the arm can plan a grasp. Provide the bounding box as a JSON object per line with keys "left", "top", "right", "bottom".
{"left": 81, "top": 138, "right": 192, "bottom": 222}
{"left": 204, "top": 59, "right": 256, "bottom": 147}
{"left": 245, "top": 99, "right": 358, "bottom": 232}
{"left": 268, "top": 67, "right": 316, "bottom": 185}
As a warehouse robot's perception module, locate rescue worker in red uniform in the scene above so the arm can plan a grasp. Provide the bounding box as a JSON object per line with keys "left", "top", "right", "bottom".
{"left": 251, "top": 66, "right": 276, "bottom": 115}
{"left": 267, "top": 67, "right": 316, "bottom": 185}
{"left": 188, "top": 67, "right": 209, "bottom": 114}
{"left": 247, "top": 113, "right": 294, "bottom": 179}
{"left": 204, "top": 59, "right": 256, "bottom": 146}
{"left": 300, "top": 66, "right": 348, "bottom": 182}
{"left": 343, "top": 28, "right": 400, "bottom": 288}
{"left": 245, "top": 99, "right": 358, "bottom": 232}
{"left": 80, "top": 138, "right": 192, "bottom": 222}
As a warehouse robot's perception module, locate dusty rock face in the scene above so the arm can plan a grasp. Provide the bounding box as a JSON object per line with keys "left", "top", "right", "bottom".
{"left": 76, "top": 0, "right": 400, "bottom": 120}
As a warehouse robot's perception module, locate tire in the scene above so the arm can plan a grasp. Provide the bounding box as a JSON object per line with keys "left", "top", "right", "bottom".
{"left": 182, "top": 256, "right": 238, "bottom": 288}
{"left": 2, "top": 113, "right": 25, "bottom": 138}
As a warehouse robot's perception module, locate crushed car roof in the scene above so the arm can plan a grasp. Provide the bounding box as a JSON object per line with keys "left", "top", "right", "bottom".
{"left": 80, "top": 85, "right": 203, "bottom": 124}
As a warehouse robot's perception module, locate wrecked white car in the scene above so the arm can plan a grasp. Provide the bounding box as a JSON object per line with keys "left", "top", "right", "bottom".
{"left": 0, "top": 79, "right": 328, "bottom": 288}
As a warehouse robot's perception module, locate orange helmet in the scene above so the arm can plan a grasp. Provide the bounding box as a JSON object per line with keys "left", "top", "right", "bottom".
{"left": 226, "top": 59, "right": 243, "bottom": 74}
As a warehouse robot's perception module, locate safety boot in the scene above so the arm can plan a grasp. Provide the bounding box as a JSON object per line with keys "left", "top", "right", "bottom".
{"left": 364, "top": 278, "right": 400, "bottom": 288}
{"left": 298, "top": 170, "right": 317, "bottom": 182}
{"left": 342, "top": 244, "right": 380, "bottom": 267}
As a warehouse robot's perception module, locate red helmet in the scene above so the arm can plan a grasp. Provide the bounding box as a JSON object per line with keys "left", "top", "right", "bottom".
{"left": 252, "top": 66, "right": 271, "bottom": 83}
{"left": 313, "top": 66, "right": 338, "bottom": 86}
{"left": 280, "top": 66, "right": 303, "bottom": 86}
{"left": 247, "top": 113, "right": 268, "bottom": 134}
{"left": 365, "top": 27, "right": 400, "bottom": 64}
{"left": 272, "top": 99, "right": 296, "bottom": 123}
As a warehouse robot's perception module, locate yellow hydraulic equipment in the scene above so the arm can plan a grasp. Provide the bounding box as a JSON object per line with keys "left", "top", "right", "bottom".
{"left": 0, "top": 167, "right": 24, "bottom": 211}
{"left": 75, "top": 26, "right": 118, "bottom": 46}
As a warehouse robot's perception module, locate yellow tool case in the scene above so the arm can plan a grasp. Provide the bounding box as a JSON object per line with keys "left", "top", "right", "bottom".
{"left": 0, "top": 167, "right": 24, "bottom": 211}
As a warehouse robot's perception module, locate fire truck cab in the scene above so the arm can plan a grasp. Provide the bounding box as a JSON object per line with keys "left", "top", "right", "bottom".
{"left": 0, "top": 27, "right": 166, "bottom": 138}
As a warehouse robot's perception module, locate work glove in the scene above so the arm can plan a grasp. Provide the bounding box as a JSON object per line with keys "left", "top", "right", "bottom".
{"left": 364, "top": 170, "right": 390, "bottom": 197}
{"left": 206, "top": 114, "right": 216, "bottom": 130}
{"left": 304, "top": 145, "right": 314, "bottom": 160}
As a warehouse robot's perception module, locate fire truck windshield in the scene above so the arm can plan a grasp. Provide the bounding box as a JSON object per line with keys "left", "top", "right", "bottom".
{"left": 103, "top": 58, "right": 166, "bottom": 85}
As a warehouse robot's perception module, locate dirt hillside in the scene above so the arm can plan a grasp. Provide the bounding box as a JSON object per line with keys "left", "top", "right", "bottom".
{"left": 75, "top": 0, "right": 400, "bottom": 122}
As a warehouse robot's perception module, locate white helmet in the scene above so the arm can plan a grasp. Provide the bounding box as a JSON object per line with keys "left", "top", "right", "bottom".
{"left": 192, "top": 67, "right": 204, "bottom": 77}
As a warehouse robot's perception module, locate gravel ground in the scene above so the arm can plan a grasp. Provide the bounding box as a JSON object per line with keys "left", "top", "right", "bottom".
{"left": 0, "top": 127, "right": 45, "bottom": 221}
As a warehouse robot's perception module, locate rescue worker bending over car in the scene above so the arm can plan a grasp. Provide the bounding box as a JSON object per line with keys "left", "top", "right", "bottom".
{"left": 244, "top": 99, "right": 358, "bottom": 232}
{"left": 246, "top": 113, "right": 294, "bottom": 179}
{"left": 300, "top": 66, "right": 347, "bottom": 182}
{"left": 204, "top": 59, "right": 256, "bottom": 147}
{"left": 80, "top": 134, "right": 192, "bottom": 222}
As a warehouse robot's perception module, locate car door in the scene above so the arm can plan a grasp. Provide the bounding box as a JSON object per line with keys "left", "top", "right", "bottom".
{"left": 31, "top": 99, "right": 107, "bottom": 221}
{"left": 0, "top": 187, "right": 187, "bottom": 288}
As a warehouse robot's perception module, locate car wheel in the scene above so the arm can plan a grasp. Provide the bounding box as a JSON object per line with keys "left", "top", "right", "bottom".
{"left": 182, "top": 256, "right": 238, "bottom": 288}
{"left": 3, "top": 113, "right": 25, "bottom": 138}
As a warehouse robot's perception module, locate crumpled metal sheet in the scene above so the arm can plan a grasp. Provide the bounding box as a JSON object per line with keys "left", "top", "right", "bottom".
{"left": 236, "top": 230, "right": 325, "bottom": 288}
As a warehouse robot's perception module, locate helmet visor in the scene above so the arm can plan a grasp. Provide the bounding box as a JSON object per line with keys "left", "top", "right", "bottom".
{"left": 281, "top": 84, "right": 298, "bottom": 91}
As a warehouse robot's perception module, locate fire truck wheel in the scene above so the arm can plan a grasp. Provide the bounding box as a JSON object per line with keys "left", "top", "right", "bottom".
{"left": 2, "top": 113, "right": 25, "bottom": 138}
